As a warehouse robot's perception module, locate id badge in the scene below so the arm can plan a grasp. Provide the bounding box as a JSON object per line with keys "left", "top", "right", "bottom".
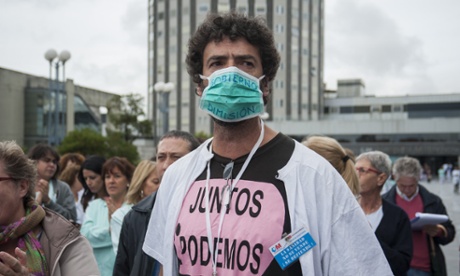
{"left": 269, "top": 227, "right": 317, "bottom": 270}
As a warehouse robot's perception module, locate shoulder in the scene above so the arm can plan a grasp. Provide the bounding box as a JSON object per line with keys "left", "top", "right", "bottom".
{"left": 112, "top": 204, "right": 132, "bottom": 220}
{"left": 42, "top": 209, "right": 81, "bottom": 242}
{"left": 87, "top": 198, "right": 106, "bottom": 209}
{"left": 54, "top": 179, "right": 72, "bottom": 190}
{"left": 382, "top": 198, "right": 408, "bottom": 218}
{"left": 132, "top": 192, "right": 157, "bottom": 212}
{"left": 382, "top": 185, "right": 397, "bottom": 201}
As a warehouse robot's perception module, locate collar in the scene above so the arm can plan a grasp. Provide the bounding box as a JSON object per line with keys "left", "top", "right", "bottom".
{"left": 396, "top": 185, "right": 419, "bottom": 201}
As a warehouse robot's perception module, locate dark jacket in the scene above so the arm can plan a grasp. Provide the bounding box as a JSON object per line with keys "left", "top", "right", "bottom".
{"left": 375, "top": 199, "right": 413, "bottom": 276}
{"left": 382, "top": 184, "right": 455, "bottom": 276}
{"left": 113, "top": 193, "right": 157, "bottom": 276}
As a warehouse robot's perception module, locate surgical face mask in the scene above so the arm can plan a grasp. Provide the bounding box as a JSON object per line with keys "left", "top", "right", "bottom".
{"left": 199, "top": 66, "right": 265, "bottom": 122}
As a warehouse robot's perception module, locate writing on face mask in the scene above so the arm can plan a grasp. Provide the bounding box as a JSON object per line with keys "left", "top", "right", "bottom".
{"left": 205, "top": 102, "right": 262, "bottom": 121}
{"left": 210, "top": 73, "right": 259, "bottom": 90}
{"left": 199, "top": 66, "right": 265, "bottom": 123}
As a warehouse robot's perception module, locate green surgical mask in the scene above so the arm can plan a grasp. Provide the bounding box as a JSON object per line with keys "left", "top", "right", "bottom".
{"left": 199, "top": 66, "right": 265, "bottom": 122}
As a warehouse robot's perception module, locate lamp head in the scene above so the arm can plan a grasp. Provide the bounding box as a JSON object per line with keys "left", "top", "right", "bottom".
{"left": 154, "top": 82, "right": 166, "bottom": 92}
{"left": 163, "top": 82, "right": 175, "bottom": 93}
{"left": 59, "top": 50, "right": 71, "bottom": 64}
{"left": 44, "top": 49, "right": 58, "bottom": 63}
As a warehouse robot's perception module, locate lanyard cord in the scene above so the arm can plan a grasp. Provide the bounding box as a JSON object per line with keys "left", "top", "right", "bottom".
{"left": 204, "top": 120, "right": 265, "bottom": 275}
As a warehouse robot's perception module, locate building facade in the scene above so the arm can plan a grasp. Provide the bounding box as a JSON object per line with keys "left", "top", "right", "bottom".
{"left": 0, "top": 67, "right": 116, "bottom": 149}
{"left": 267, "top": 79, "right": 460, "bottom": 171}
{"left": 147, "top": 0, "right": 324, "bottom": 139}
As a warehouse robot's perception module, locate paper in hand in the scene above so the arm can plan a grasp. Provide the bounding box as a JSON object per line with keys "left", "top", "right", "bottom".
{"left": 410, "top": 212, "right": 448, "bottom": 230}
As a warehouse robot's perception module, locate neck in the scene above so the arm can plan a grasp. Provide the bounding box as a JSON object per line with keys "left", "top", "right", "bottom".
{"left": 71, "top": 188, "right": 80, "bottom": 202}
{"left": 110, "top": 194, "right": 126, "bottom": 208}
{"left": 359, "top": 193, "right": 382, "bottom": 215}
{"left": 212, "top": 118, "right": 277, "bottom": 160}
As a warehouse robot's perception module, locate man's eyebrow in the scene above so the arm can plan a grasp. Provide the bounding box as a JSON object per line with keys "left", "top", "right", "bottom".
{"left": 205, "top": 55, "right": 227, "bottom": 66}
{"left": 233, "top": 54, "right": 258, "bottom": 61}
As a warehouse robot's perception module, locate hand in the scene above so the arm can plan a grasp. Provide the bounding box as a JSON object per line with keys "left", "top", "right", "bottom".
{"left": 35, "top": 191, "right": 42, "bottom": 205}
{"left": 0, "top": 248, "right": 29, "bottom": 276}
{"left": 36, "top": 179, "right": 50, "bottom": 205}
{"left": 423, "top": 224, "right": 441, "bottom": 237}
{"left": 105, "top": 197, "right": 117, "bottom": 219}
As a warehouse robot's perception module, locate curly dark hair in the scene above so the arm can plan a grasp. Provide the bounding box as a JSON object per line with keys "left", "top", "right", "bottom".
{"left": 186, "top": 12, "right": 280, "bottom": 85}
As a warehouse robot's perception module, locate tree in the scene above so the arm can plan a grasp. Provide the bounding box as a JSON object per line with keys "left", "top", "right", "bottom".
{"left": 106, "top": 93, "right": 153, "bottom": 142}
{"left": 105, "top": 132, "right": 140, "bottom": 165}
{"left": 58, "top": 128, "right": 140, "bottom": 164}
{"left": 57, "top": 128, "right": 108, "bottom": 157}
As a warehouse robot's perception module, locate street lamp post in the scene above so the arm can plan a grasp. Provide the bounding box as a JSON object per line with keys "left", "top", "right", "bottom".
{"left": 44, "top": 49, "right": 71, "bottom": 146}
{"left": 154, "top": 81, "right": 174, "bottom": 138}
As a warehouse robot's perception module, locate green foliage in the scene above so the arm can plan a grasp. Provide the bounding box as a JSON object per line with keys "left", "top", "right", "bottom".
{"left": 58, "top": 128, "right": 140, "bottom": 164}
{"left": 105, "top": 132, "right": 140, "bottom": 165}
{"left": 195, "top": 131, "right": 212, "bottom": 143}
{"left": 106, "top": 93, "right": 153, "bottom": 142}
{"left": 57, "top": 128, "right": 108, "bottom": 156}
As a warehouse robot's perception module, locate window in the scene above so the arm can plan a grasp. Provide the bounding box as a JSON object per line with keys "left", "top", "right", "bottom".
{"left": 276, "top": 5, "right": 284, "bottom": 14}
{"left": 292, "top": 27, "right": 299, "bottom": 37}
{"left": 393, "top": 105, "right": 403, "bottom": 112}
{"left": 354, "top": 106, "right": 370, "bottom": 113}
{"left": 256, "top": 6, "right": 266, "bottom": 14}
{"left": 199, "top": 4, "right": 209, "bottom": 12}
{"left": 382, "top": 105, "right": 391, "bottom": 112}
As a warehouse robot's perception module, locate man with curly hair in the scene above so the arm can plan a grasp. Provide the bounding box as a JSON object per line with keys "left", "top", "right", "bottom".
{"left": 143, "top": 12, "right": 392, "bottom": 275}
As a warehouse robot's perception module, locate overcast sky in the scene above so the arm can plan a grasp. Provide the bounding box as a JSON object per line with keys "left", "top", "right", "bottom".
{"left": 1, "top": 0, "right": 459, "bottom": 100}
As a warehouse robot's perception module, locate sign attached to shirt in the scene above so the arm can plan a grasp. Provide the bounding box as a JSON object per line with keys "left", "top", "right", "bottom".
{"left": 269, "top": 228, "right": 316, "bottom": 270}
{"left": 174, "top": 179, "right": 286, "bottom": 275}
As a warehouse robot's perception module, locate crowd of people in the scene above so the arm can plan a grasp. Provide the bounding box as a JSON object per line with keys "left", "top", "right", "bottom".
{"left": 0, "top": 11, "right": 457, "bottom": 276}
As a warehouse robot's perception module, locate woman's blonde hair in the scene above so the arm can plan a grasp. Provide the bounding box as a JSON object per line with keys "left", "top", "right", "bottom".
{"left": 126, "top": 160, "right": 157, "bottom": 204}
{"left": 302, "top": 135, "right": 360, "bottom": 196}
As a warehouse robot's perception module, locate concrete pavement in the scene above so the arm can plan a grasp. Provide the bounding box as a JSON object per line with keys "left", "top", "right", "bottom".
{"left": 420, "top": 179, "right": 459, "bottom": 275}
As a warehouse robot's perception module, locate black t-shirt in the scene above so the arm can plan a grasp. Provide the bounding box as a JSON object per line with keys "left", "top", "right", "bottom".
{"left": 174, "top": 133, "right": 302, "bottom": 275}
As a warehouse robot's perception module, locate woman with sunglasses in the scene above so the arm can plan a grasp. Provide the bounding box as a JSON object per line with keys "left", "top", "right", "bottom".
{"left": 355, "top": 151, "right": 413, "bottom": 276}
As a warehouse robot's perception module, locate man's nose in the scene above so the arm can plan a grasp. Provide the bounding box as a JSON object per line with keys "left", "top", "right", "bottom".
{"left": 163, "top": 157, "right": 174, "bottom": 170}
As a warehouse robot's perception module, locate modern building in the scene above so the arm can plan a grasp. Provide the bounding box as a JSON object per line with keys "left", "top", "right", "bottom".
{"left": 0, "top": 67, "right": 116, "bottom": 149}
{"left": 147, "top": 0, "right": 324, "bottom": 140}
{"left": 267, "top": 79, "right": 460, "bottom": 171}
{"left": 147, "top": 0, "right": 460, "bottom": 171}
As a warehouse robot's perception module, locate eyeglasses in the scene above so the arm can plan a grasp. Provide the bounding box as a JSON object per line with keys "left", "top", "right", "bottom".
{"left": 40, "top": 157, "right": 58, "bottom": 165}
{"left": 0, "top": 177, "right": 17, "bottom": 182}
{"left": 221, "top": 161, "right": 234, "bottom": 210}
{"left": 355, "top": 167, "right": 381, "bottom": 175}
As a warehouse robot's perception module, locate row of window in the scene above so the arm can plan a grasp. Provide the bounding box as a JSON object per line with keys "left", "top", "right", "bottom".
{"left": 324, "top": 102, "right": 460, "bottom": 118}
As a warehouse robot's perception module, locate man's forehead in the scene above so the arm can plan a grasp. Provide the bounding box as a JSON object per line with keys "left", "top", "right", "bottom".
{"left": 397, "top": 176, "right": 418, "bottom": 185}
{"left": 157, "top": 137, "right": 189, "bottom": 153}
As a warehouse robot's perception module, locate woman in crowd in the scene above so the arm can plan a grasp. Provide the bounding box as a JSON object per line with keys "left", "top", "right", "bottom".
{"left": 59, "top": 164, "right": 84, "bottom": 227}
{"left": 81, "top": 157, "right": 134, "bottom": 275}
{"left": 302, "top": 135, "right": 360, "bottom": 197}
{"left": 58, "top": 152, "right": 85, "bottom": 176}
{"left": 78, "top": 155, "right": 108, "bottom": 214}
{"left": 27, "top": 144, "right": 77, "bottom": 221}
{"left": 111, "top": 160, "right": 159, "bottom": 252}
{"left": 355, "top": 151, "right": 412, "bottom": 276}
{"left": 0, "top": 140, "right": 99, "bottom": 275}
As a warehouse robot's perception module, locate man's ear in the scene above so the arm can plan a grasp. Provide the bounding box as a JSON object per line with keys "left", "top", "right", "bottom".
{"left": 196, "top": 85, "right": 203, "bottom": 96}
{"left": 261, "top": 79, "right": 270, "bottom": 97}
